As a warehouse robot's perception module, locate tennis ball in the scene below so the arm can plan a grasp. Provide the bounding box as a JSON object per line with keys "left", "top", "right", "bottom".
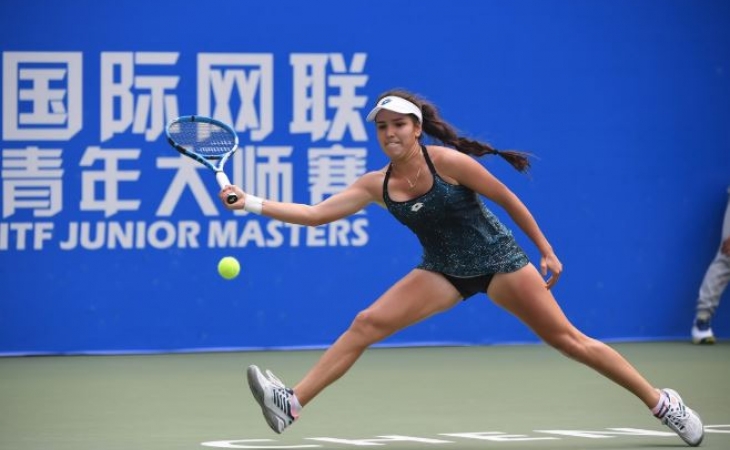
{"left": 217, "top": 256, "right": 240, "bottom": 280}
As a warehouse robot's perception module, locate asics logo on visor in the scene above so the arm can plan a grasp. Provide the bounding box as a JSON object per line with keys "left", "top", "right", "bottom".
{"left": 380, "top": 99, "right": 392, "bottom": 105}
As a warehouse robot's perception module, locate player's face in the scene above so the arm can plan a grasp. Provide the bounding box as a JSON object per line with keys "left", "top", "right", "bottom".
{"left": 375, "top": 110, "right": 422, "bottom": 161}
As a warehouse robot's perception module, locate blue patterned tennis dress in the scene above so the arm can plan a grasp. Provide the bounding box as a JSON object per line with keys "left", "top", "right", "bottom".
{"left": 383, "top": 145, "right": 529, "bottom": 281}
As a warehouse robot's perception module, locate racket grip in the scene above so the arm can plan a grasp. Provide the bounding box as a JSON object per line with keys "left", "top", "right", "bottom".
{"left": 215, "top": 171, "right": 238, "bottom": 204}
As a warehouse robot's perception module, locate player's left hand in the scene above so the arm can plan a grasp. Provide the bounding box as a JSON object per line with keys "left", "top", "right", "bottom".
{"left": 541, "top": 252, "right": 563, "bottom": 289}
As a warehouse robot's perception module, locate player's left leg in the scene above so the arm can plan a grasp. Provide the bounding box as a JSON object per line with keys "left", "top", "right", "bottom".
{"left": 487, "top": 263, "right": 703, "bottom": 446}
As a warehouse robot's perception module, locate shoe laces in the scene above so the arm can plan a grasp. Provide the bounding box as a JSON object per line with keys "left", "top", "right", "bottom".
{"left": 664, "top": 401, "right": 689, "bottom": 430}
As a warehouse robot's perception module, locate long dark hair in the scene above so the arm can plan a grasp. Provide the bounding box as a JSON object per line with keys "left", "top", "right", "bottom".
{"left": 376, "top": 89, "right": 531, "bottom": 173}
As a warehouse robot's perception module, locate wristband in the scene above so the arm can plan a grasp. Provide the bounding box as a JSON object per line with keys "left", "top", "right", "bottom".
{"left": 244, "top": 194, "right": 264, "bottom": 214}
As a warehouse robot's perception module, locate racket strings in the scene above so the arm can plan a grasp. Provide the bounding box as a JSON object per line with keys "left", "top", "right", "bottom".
{"left": 169, "top": 122, "right": 235, "bottom": 157}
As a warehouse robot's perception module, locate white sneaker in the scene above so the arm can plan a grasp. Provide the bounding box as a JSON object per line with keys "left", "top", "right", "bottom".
{"left": 655, "top": 388, "right": 704, "bottom": 446}
{"left": 247, "top": 365, "right": 298, "bottom": 433}
{"left": 691, "top": 319, "right": 716, "bottom": 345}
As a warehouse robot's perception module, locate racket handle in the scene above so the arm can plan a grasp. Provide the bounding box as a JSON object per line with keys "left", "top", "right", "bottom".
{"left": 215, "top": 171, "right": 239, "bottom": 204}
{"left": 226, "top": 192, "right": 239, "bottom": 204}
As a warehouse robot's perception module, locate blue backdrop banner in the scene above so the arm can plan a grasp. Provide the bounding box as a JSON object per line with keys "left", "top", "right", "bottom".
{"left": 1, "top": 0, "right": 729, "bottom": 354}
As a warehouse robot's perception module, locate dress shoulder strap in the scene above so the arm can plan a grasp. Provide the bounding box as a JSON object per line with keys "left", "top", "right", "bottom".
{"left": 421, "top": 144, "right": 437, "bottom": 175}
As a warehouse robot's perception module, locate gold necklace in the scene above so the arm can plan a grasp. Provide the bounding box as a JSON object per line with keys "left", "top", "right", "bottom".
{"left": 393, "top": 145, "right": 422, "bottom": 189}
{"left": 404, "top": 166, "right": 422, "bottom": 190}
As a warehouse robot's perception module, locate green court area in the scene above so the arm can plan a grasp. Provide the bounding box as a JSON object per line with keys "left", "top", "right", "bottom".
{"left": 1, "top": 342, "right": 728, "bottom": 450}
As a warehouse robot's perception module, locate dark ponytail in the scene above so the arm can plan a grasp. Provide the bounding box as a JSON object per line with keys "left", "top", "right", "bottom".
{"left": 377, "top": 89, "right": 532, "bottom": 173}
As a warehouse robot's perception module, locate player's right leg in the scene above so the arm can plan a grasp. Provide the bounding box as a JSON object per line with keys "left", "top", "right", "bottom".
{"left": 247, "top": 268, "right": 462, "bottom": 433}
{"left": 247, "top": 365, "right": 299, "bottom": 434}
{"left": 293, "top": 268, "right": 461, "bottom": 405}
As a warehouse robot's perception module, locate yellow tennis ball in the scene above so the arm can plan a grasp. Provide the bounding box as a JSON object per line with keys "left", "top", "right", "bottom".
{"left": 217, "top": 256, "right": 240, "bottom": 280}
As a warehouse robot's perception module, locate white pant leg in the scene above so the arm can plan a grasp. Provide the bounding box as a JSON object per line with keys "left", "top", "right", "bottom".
{"left": 696, "top": 191, "right": 730, "bottom": 320}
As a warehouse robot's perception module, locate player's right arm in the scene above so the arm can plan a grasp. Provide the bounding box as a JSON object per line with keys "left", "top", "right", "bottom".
{"left": 219, "top": 171, "right": 385, "bottom": 226}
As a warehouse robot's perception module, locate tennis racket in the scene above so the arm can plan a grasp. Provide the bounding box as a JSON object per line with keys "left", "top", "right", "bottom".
{"left": 165, "top": 115, "right": 239, "bottom": 204}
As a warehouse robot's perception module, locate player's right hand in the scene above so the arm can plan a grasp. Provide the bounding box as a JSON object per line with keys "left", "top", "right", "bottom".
{"left": 219, "top": 185, "right": 245, "bottom": 210}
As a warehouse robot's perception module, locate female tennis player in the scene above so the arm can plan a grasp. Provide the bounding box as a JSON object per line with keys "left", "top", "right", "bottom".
{"left": 218, "top": 89, "right": 704, "bottom": 447}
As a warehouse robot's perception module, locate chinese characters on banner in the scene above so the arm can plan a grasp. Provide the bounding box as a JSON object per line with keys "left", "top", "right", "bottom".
{"left": 1, "top": 51, "right": 372, "bottom": 251}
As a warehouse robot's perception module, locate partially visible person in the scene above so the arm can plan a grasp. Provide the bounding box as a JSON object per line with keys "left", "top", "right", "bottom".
{"left": 691, "top": 187, "right": 730, "bottom": 344}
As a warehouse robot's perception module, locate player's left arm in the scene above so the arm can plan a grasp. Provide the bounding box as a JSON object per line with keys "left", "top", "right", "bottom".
{"left": 437, "top": 148, "right": 562, "bottom": 286}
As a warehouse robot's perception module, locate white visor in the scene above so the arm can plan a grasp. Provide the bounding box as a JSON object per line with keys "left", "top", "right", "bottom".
{"left": 366, "top": 96, "right": 422, "bottom": 123}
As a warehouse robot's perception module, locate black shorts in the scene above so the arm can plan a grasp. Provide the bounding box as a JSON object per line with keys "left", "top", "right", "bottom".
{"left": 441, "top": 272, "right": 495, "bottom": 300}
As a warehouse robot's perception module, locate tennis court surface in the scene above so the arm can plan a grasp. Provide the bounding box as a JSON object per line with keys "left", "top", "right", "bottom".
{"left": 1, "top": 342, "right": 728, "bottom": 450}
